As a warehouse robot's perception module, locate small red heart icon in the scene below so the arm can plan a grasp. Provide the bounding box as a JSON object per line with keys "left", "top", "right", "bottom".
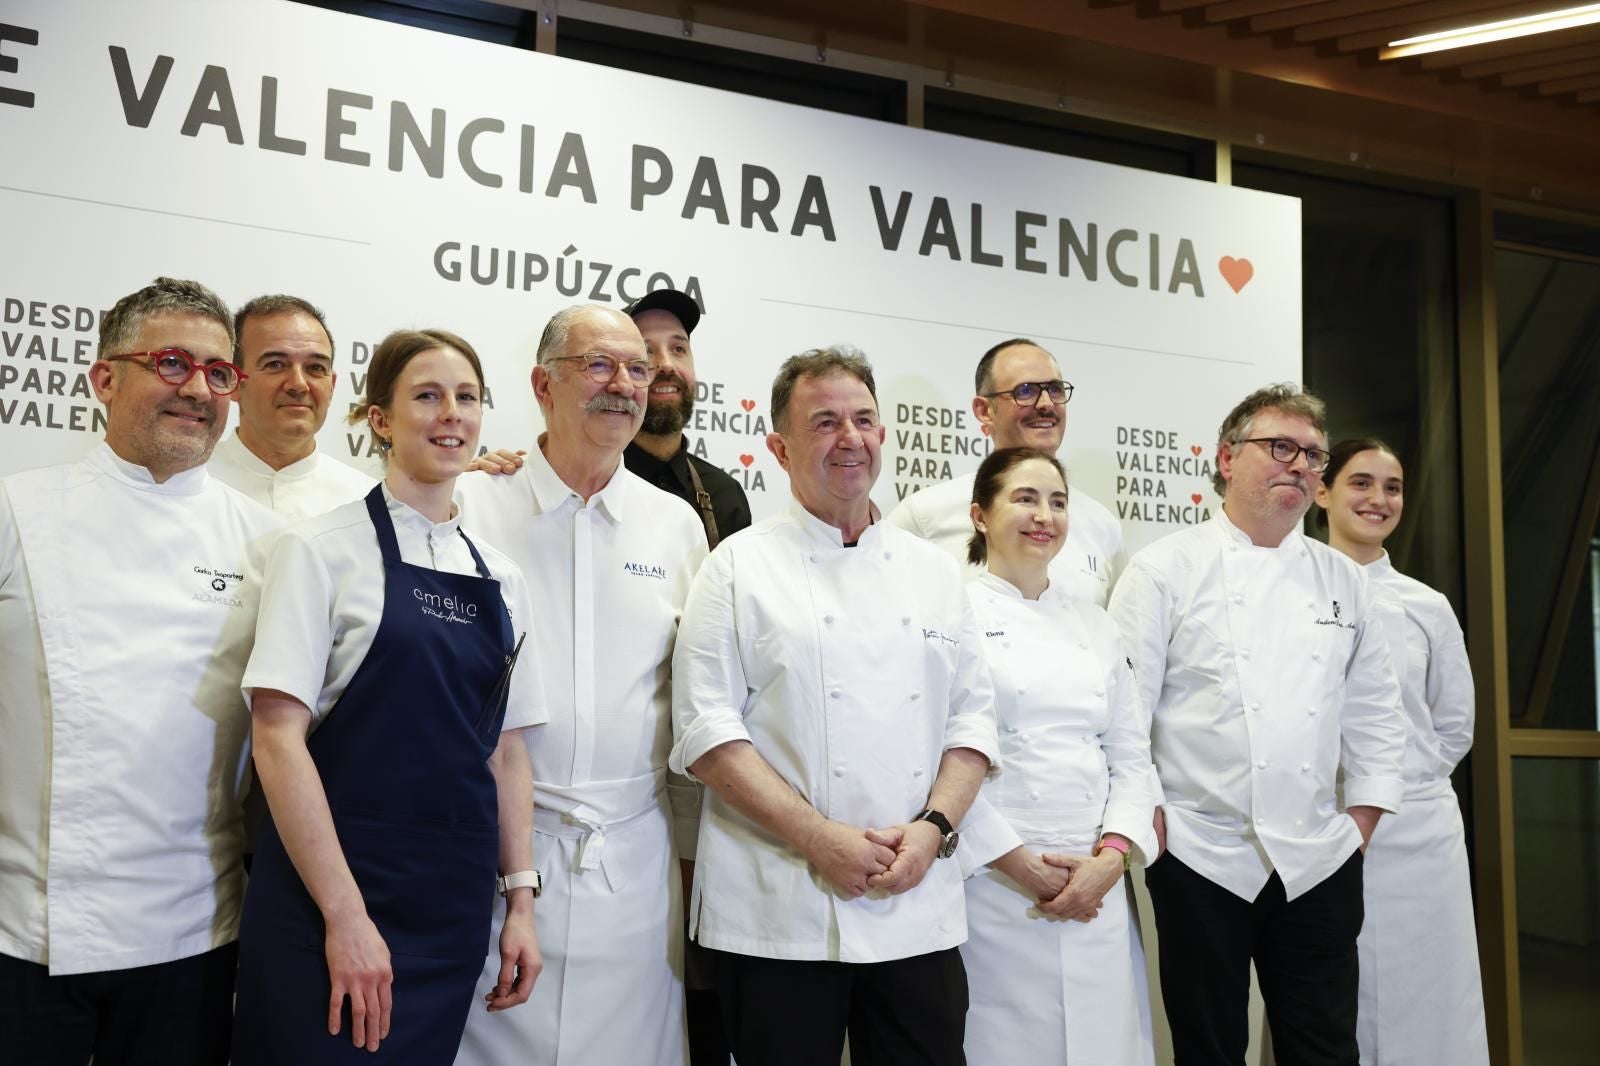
{"left": 741, "top": 399, "right": 756, "bottom": 412}
{"left": 1219, "top": 256, "right": 1254, "bottom": 294}
{"left": 1191, "top": 445, "right": 1202, "bottom": 456}
{"left": 1191, "top": 493, "right": 1203, "bottom": 505}
{"left": 739, "top": 454, "right": 754, "bottom": 467}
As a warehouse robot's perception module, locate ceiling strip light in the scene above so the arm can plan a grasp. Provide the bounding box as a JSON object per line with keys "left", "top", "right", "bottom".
{"left": 1381, "top": 2, "right": 1600, "bottom": 59}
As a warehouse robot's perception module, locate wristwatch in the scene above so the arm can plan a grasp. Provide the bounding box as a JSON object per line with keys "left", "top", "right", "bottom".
{"left": 914, "top": 809, "right": 959, "bottom": 859}
{"left": 497, "top": 870, "right": 543, "bottom": 898}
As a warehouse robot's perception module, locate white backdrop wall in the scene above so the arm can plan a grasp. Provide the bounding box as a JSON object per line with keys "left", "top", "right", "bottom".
{"left": 0, "top": 0, "right": 1298, "bottom": 547}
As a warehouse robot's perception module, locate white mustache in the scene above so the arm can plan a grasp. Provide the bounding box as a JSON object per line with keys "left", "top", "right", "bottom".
{"left": 584, "top": 394, "right": 643, "bottom": 416}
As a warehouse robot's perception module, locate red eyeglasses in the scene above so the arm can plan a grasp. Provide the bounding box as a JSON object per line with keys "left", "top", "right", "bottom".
{"left": 105, "top": 349, "right": 248, "bottom": 396}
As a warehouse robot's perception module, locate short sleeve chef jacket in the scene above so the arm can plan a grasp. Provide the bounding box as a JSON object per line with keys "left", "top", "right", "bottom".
{"left": 885, "top": 471, "right": 1124, "bottom": 606}
{"left": 241, "top": 486, "right": 545, "bottom": 733}
{"left": 0, "top": 444, "right": 282, "bottom": 974}
{"left": 670, "top": 501, "right": 1000, "bottom": 963}
{"left": 208, "top": 431, "right": 376, "bottom": 524}
{"left": 454, "top": 445, "right": 707, "bottom": 847}
{"left": 1365, "top": 553, "right": 1474, "bottom": 786}
{"left": 1107, "top": 509, "right": 1405, "bottom": 902}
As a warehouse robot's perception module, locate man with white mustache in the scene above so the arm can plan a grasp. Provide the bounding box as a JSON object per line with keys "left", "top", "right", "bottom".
{"left": 455, "top": 304, "right": 705, "bottom": 1066}
{"left": 1107, "top": 384, "right": 1406, "bottom": 1066}
{"left": 886, "top": 338, "right": 1123, "bottom": 606}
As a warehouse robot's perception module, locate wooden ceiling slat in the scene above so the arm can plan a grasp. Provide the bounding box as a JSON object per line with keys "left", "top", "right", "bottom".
{"left": 1202, "top": 0, "right": 1329, "bottom": 24}
{"left": 1293, "top": 0, "right": 1541, "bottom": 45}
{"left": 1157, "top": 0, "right": 1218, "bottom": 11}
{"left": 1417, "top": 21, "right": 1600, "bottom": 66}
{"left": 1253, "top": 0, "right": 1423, "bottom": 34}
{"left": 1501, "top": 56, "right": 1600, "bottom": 83}
{"left": 1574, "top": 86, "right": 1600, "bottom": 100}
{"left": 1537, "top": 71, "right": 1600, "bottom": 92}
{"left": 1460, "top": 41, "right": 1600, "bottom": 77}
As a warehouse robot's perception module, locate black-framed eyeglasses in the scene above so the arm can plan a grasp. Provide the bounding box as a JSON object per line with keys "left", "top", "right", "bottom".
{"left": 981, "top": 379, "right": 1073, "bottom": 407}
{"left": 105, "top": 349, "right": 247, "bottom": 396}
{"left": 547, "top": 352, "right": 657, "bottom": 386}
{"left": 1236, "top": 437, "right": 1331, "bottom": 472}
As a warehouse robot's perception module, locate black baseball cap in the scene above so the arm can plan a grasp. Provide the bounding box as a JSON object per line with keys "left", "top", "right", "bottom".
{"left": 624, "top": 289, "right": 700, "bottom": 336}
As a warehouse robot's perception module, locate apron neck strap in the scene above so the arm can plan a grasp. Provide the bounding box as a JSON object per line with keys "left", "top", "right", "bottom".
{"left": 364, "top": 485, "right": 403, "bottom": 566}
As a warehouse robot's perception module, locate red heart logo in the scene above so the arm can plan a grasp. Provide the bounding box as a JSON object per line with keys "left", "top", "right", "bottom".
{"left": 1191, "top": 493, "right": 1203, "bottom": 505}
{"left": 1219, "top": 256, "right": 1254, "bottom": 294}
{"left": 741, "top": 399, "right": 756, "bottom": 412}
{"left": 739, "top": 454, "right": 754, "bottom": 467}
{"left": 1190, "top": 445, "right": 1202, "bottom": 456}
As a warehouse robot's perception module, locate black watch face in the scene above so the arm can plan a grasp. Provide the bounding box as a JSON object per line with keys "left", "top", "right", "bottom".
{"left": 938, "top": 831, "right": 959, "bottom": 859}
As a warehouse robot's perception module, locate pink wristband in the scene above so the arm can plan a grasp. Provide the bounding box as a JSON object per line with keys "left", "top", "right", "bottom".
{"left": 1097, "top": 836, "right": 1130, "bottom": 856}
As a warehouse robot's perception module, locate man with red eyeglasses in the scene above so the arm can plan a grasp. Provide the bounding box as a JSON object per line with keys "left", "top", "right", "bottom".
{"left": 0, "top": 277, "right": 282, "bottom": 1065}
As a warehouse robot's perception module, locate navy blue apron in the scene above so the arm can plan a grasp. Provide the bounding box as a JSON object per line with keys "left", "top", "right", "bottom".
{"left": 233, "top": 487, "right": 517, "bottom": 1065}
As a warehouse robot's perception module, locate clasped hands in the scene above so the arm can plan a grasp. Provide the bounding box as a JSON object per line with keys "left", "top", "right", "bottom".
{"left": 800, "top": 817, "right": 945, "bottom": 899}
{"left": 992, "top": 844, "right": 1124, "bottom": 922}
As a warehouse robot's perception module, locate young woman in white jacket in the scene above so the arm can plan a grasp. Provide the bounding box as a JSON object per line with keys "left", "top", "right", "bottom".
{"left": 1315, "top": 437, "right": 1489, "bottom": 1066}
{"left": 958, "top": 446, "right": 1160, "bottom": 1066}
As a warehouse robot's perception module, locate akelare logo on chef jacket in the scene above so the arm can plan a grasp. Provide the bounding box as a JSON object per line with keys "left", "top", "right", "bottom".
{"left": 622, "top": 561, "right": 668, "bottom": 580}
{"left": 413, "top": 588, "right": 479, "bottom": 625}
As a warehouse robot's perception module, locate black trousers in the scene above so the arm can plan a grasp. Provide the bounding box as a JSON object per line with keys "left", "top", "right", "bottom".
{"left": 1145, "top": 850, "right": 1365, "bottom": 1066}
{"left": 707, "top": 946, "right": 968, "bottom": 1066}
{"left": 0, "top": 943, "right": 237, "bottom": 1066}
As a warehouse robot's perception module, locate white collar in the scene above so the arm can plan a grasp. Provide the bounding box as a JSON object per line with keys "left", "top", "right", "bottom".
{"left": 90, "top": 441, "right": 209, "bottom": 496}
{"left": 1215, "top": 505, "right": 1302, "bottom": 550}
{"left": 524, "top": 436, "right": 629, "bottom": 523}
{"left": 216, "top": 431, "right": 324, "bottom": 480}
{"left": 785, "top": 495, "right": 882, "bottom": 549}
{"left": 380, "top": 482, "right": 463, "bottom": 539}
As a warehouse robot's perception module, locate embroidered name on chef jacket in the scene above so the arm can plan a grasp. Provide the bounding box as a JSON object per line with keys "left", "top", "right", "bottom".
{"left": 1314, "top": 598, "right": 1355, "bottom": 630}
{"left": 621, "top": 561, "right": 668, "bottom": 580}
{"left": 922, "top": 627, "right": 959, "bottom": 646}
{"left": 192, "top": 564, "right": 245, "bottom": 608}
{"left": 413, "top": 588, "right": 480, "bottom": 625}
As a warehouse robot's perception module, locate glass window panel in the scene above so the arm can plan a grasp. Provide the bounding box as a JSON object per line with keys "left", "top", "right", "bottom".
{"left": 1494, "top": 244, "right": 1600, "bottom": 727}
{"left": 1512, "top": 756, "right": 1600, "bottom": 1066}
{"left": 1233, "top": 162, "right": 1463, "bottom": 614}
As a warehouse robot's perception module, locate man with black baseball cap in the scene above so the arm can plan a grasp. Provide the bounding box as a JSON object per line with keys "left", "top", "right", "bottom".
{"left": 622, "top": 289, "right": 746, "bottom": 1066}
{"left": 623, "top": 290, "right": 751, "bottom": 553}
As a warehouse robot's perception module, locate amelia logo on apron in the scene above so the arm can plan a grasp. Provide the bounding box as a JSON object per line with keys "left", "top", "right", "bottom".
{"left": 234, "top": 487, "right": 519, "bottom": 1064}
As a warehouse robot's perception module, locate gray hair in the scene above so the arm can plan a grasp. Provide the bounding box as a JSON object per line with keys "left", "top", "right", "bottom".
{"left": 99, "top": 277, "right": 232, "bottom": 362}
{"left": 536, "top": 304, "right": 619, "bottom": 367}
{"left": 233, "top": 293, "right": 334, "bottom": 366}
{"left": 1213, "top": 382, "right": 1328, "bottom": 496}
{"left": 770, "top": 345, "right": 878, "bottom": 432}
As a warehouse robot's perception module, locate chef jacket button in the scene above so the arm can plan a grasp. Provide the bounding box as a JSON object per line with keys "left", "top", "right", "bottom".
{"left": 1305, "top": 600, "right": 1316, "bottom": 609}
{"left": 1307, "top": 706, "right": 1318, "bottom": 716}
{"left": 830, "top": 691, "right": 841, "bottom": 700}
{"left": 912, "top": 768, "right": 924, "bottom": 778}
{"left": 1249, "top": 702, "right": 1261, "bottom": 712}
{"left": 910, "top": 692, "right": 921, "bottom": 702}
{"left": 1007, "top": 725, "right": 1019, "bottom": 734}
{"left": 1231, "top": 594, "right": 1244, "bottom": 605}
{"left": 1077, "top": 641, "right": 1089, "bottom": 650}
{"left": 884, "top": 552, "right": 892, "bottom": 561}
{"left": 1082, "top": 735, "right": 1091, "bottom": 744}
{"left": 1312, "top": 651, "right": 1323, "bottom": 661}
{"left": 1029, "top": 790, "right": 1041, "bottom": 800}
{"left": 1017, "top": 686, "right": 1027, "bottom": 696}
{"left": 833, "top": 767, "right": 845, "bottom": 777}
{"left": 1255, "top": 817, "right": 1265, "bottom": 827}
{"left": 902, "top": 616, "right": 911, "bottom": 626}
{"left": 1083, "top": 791, "right": 1093, "bottom": 801}
{"left": 810, "top": 554, "right": 819, "bottom": 564}
{"left": 1256, "top": 759, "right": 1268, "bottom": 769}
{"left": 1296, "top": 818, "right": 1304, "bottom": 827}
{"left": 1093, "top": 687, "right": 1105, "bottom": 698}
{"left": 1300, "top": 763, "right": 1311, "bottom": 773}
{"left": 1001, "top": 639, "right": 1011, "bottom": 648}
{"left": 1240, "top": 649, "right": 1251, "bottom": 660}
{"left": 824, "top": 614, "right": 834, "bottom": 625}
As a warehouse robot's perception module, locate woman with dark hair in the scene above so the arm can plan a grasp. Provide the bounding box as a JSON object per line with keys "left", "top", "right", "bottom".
{"left": 958, "top": 446, "right": 1158, "bottom": 1066}
{"left": 231, "top": 329, "right": 547, "bottom": 1064}
{"left": 1315, "top": 439, "right": 1488, "bottom": 1066}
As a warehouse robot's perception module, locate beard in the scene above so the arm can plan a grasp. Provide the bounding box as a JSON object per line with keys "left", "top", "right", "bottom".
{"left": 641, "top": 374, "right": 694, "bottom": 435}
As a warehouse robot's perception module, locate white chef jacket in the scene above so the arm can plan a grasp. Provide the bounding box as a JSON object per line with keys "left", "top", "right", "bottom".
{"left": 240, "top": 485, "right": 545, "bottom": 734}
{"left": 670, "top": 500, "right": 1000, "bottom": 963}
{"left": 454, "top": 443, "right": 708, "bottom": 850}
{"left": 1107, "top": 509, "right": 1405, "bottom": 902}
{"left": 0, "top": 444, "right": 281, "bottom": 975}
{"left": 1364, "top": 553, "right": 1474, "bottom": 789}
{"left": 959, "top": 573, "right": 1159, "bottom": 871}
{"left": 885, "top": 470, "right": 1124, "bottom": 606}
{"left": 208, "top": 431, "right": 376, "bottom": 524}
